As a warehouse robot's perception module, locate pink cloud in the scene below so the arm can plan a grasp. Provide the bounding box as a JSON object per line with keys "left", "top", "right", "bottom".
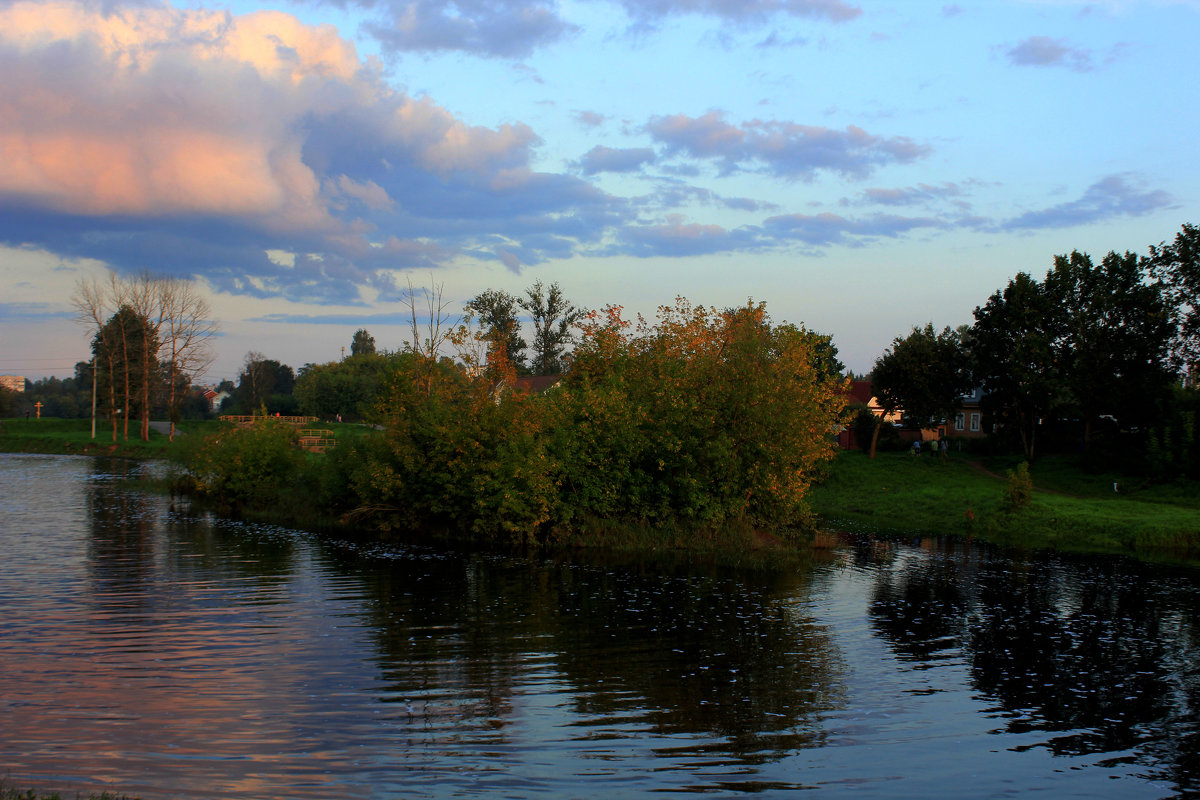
{"left": 0, "top": 1, "right": 536, "bottom": 231}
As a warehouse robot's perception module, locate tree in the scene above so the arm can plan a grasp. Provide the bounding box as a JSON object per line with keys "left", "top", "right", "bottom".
{"left": 1147, "top": 223, "right": 1200, "bottom": 379}
{"left": 1045, "top": 249, "right": 1174, "bottom": 448}
{"left": 91, "top": 305, "right": 159, "bottom": 437}
{"left": 73, "top": 276, "right": 122, "bottom": 440}
{"left": 157, "top": 276, "right": 216, "bottom": 439}
{"left": 295, "top": 352, "right": 400, "bottom": 421}
{"left": 73, "top": 272, "right": 215, "bottom": 441}
{"left": 970, "top": 272, "right": 1063, "bottom": 461}
{"left": 401, "top": 278, "right": 459, "bottom": 396}
{"left": 233, "top": 353, "right": 295, "bottom": 414}
{"left": 550, "top": 299, "right": 847, "bottom": 530}
{"left": 464, "top": 289, "right": 527, "bottom": 375}
{"left": 0, "top": 384, "right": 17, "bottom": 418}
{"left": 521, "top": 280, "right": 582, "bottom": 375}
{"left": 351, "top": 329, "right": 376, "bottom": 357}
{"left": 869, "top": 323, "right": 972, "bottom": 458}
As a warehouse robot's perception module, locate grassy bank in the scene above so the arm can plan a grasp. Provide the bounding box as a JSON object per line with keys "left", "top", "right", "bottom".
{"left": 809, "top": 450, "right": 1200, "bottom": 562}
{"left": 0, "top": 417, "right": 368, "bottom": 460}
{"left": 0, "top": 417, "right": 178, "bottom": 457}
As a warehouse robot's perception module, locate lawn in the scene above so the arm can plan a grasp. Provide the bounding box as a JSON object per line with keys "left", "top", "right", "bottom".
{"left": 809, "top": 450, "right": 1200, "bottom": 563}
{"left": 0, "top": 416, "right": 374, "bottom": 459}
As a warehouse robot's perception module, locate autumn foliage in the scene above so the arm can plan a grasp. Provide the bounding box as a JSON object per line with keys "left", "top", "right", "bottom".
{"left": 186, "top": 298, "right": 848, "bottom": 545}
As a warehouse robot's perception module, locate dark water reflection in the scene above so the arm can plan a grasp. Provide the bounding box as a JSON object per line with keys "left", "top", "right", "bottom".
{"left": 1, "top": 454, "right": 1197, "bottom": 798}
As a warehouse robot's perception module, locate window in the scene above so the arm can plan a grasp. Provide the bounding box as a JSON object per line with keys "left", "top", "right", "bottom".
{"left": 955, "top": 413, "right": 965, "bottom": 431}
{"left": 969, "top": 412, "right": 981, "bottom": 432}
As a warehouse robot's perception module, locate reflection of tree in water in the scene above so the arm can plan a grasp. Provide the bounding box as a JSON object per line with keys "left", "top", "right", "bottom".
{"left": 967, "top": 557, "right": 1200, "bottom": 794}
{"left": 163, "top": 514, "right": 299, "bottom": 585}
{"left": 85, "top": 458, "right": 302, "bottom": 623}
{"left": 333, "top": 547, "right": 531, "bottom": 730}
{"left": 550, "top": 558, "right": 845, "bottom": 763}
{"left": 868, "top": 540, "right": 968, "bottom": 663}
{"left": 864, "top": 537, "right": 1200, "bottom": 795}
{"left": 85, "top": 458, "right": 159, "bottom": 607}
{"left": 343, "top": 544, "right": 845, "bottom": 771}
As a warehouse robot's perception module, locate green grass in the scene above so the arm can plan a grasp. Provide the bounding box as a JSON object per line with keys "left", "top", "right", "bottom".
{"left": 809, "top": 450, "right": 1200, "bottom": 564}
{"left": 0, "top": 417, "right": 172, "bottom": 457}
{"left": 0, "top": 417, "right": 372, "bottom": 459}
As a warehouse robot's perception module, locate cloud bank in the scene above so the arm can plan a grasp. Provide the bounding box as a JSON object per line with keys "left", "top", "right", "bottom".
{"left": 0, "top": 2, "right": 1175, "bottom": 305}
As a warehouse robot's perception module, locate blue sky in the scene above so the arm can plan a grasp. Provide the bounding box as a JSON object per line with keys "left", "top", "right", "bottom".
{"left": 1, "top": 0, "right": 1197, "bottom": 382}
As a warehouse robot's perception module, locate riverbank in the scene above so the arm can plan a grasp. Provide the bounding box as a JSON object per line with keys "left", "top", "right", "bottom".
{"left": 0, "top": 417, "right": 194, "bottom": 458}
{"left": 809, "top": 450, "right": 1200, "bottom": 563}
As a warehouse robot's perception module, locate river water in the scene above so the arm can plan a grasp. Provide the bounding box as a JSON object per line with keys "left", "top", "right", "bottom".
{"left": 1, "top": 453, "right": 1198, "bottom": 799}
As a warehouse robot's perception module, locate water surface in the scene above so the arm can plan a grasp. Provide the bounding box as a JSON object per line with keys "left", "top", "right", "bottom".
{"left": 1, "top": 453, "right": 1197, "bottom": 798}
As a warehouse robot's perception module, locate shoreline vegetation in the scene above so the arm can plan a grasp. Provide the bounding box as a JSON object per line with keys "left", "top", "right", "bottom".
{"left": 5, "top": 417, "right": 1200, "bottom": 565}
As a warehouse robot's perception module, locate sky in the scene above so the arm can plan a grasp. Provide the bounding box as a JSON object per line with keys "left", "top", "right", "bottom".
{"left": 1, "top": 0, "right": 1197, "bottom": 384}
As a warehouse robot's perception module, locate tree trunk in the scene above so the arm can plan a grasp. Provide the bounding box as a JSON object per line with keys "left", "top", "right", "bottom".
{"left": 869, "top": 415, "right": 882, "bottom": 459}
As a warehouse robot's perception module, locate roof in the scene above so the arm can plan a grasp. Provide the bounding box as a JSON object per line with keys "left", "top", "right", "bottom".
{"left": 847, "top": 379, "right": 874, "bottom": 405}
{"left": 512, "top": 375, "right": 562, "bottom": 394}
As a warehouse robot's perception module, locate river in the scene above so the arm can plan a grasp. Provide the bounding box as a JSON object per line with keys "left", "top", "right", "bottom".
{"left": 1, "top": 453, "right": 1198, "bottom": 798}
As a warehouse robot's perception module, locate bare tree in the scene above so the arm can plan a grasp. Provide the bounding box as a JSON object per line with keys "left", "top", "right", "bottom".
{"left": 401, "top": 277, "right": 459, "bottom": 395}
{"left": 158, "top": 277, "right": 216, "bottom": 439}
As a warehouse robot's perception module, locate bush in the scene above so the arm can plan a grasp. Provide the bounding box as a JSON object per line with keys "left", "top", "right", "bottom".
{"left": 187, "top": 420, "right": 307, "bottom": 514}
{"left": 1003, "top": 461, "right": 1033, "bottom": 510}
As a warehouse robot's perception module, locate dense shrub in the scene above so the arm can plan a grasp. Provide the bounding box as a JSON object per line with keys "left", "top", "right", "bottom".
{"left": 187, "top": 420, "right": 308, "bottom": 514}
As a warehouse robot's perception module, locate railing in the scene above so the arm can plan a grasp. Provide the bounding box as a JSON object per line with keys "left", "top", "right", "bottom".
{"left": 299, "top": 428, "right": 336, "bottom": 453}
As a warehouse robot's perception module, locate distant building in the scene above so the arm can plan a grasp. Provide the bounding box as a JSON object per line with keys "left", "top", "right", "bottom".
{"left": 0, "top": 375, "right": 26, "bottom": 393}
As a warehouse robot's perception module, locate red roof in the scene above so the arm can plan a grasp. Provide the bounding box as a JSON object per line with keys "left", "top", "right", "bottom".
{"left": 847, "top": 379, "right": 873, "bottom": 405}
{"left": 512, "top": 375, "right": 562, "bottom": 394}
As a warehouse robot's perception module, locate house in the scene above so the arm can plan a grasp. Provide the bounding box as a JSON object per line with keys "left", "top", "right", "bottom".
{"left": 951, "top": 388, "right": 989, "bottom": 439}
{"left": 837, "top": 380, "right": 903, "bottom": 449}
{"left": 0, "top": 375, "right": 26, "bottom": 393}
{"left": 202, "top": 388, "right": 231, "bottom": 412}
{"left": 837, "top": 380, "right": 988, "bottom": 449}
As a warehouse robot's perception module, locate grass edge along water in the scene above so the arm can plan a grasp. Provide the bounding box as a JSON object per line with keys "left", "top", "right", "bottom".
{"left": 808, "top": 450, "right": 1200, "bottom": 565}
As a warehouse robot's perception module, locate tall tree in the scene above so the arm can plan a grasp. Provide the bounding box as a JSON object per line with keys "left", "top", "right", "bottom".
{"left": 74, "top": 272, "right": 215, "bottom": 440}
{"left": 870, "top": 323, "right": 972, "bottom": 458}
{"left": 1147, "top": 223, "right": 1200, "bottom": 380}
{"left": 157, "top": 277, "right": 216, "bottom": 439}
{"left": 126, "top": 273, "right": 166, "bottom": 442}
{"left": 970, "top": 272, "right": 1063, "bottom": 461}
{"left": 521, "top": 280, "right": 582, "bottom": 375}
{"left": 73, "top": 276, "right": 120, "bottom": 440}
{"left": 92, "top": 305, "right": 158, "bottom": 437}
{"left": 351, "top": 328, "right": 376, "bottom": 357}
{"left": 464, "top": 289, "right": 527, "bottom": 375}
{"left": 1045, "top": 249, "right": 1174, "bottom": 447}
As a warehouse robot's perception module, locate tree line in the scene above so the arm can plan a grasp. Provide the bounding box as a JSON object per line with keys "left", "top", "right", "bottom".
{"left": 868, "top": 223, "right": 1200, "bottom": 475}
{"left": 71, "top": 273, "right": 217, "bottom": 441}
{"left": 182, "top": 295, "right": 849, "bottom": 544}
